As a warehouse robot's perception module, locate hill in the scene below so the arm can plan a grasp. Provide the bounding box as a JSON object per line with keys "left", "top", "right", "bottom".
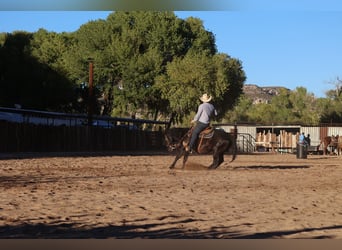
{"left": 243, "top": 84, "right": 289, "bottom": 104}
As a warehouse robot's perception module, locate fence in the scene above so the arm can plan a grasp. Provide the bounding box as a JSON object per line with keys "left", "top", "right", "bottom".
{"left": 216, "top": 123, "right": 342, "bottom": 154}
{"left": 255, "top": 130, "right": 299, "bottom": 153}
{"left": 0, "top": 121, "right": 167, "bottom": 153}
{"left": 236, "top": 133, "right": 256, "bottom": 153}
{"left": 3, "top": 107, "right": 342, "bottom": 154}
{"left": 0, "top": 107, "right": 169, "bottom": 153}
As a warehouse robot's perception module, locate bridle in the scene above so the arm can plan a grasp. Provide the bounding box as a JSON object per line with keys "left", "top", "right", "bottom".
{"left": 166, "top": 126, "right": 194, "bottom": 152}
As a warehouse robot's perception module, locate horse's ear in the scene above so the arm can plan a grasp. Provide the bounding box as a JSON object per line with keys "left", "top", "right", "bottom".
{"left": 166, "top": 112, "right": 175, "bottom": 130}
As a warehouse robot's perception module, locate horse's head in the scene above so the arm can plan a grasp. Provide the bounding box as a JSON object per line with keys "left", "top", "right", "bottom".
{"left": 164, "top": 128, "right": 190, "bottom": 152}
{"left": 164, "top": 130, "right": 180, "bottom": 152}
{"left": 330, "top": 135, "right": 339, "bottom": 146}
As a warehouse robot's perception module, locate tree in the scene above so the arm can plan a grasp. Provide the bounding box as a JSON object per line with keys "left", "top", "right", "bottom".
{"left": 226, "top": 86, "right": 321, "bottom": 125}
{"left": 223, "top": 95, "right": 253, "bottom": 123}
{"left": 288, "top": 87, "right": 319, "bottom": 125}
{"left": 102, "top": 11, "right": 245, "bottom": 121}
{"left": 61, "top": 19, "right": 113, "bottom": 114}
{"left": 30, "top": 29, "right": 72, "bottom": 75}
{"left": 1, "top": 12, "right": 246, "bottom": 121}
{"left": 156, "top": 52, "right": 245, "bottom": 123}
{"left": 319, "top": 77, "right": 342, "bottom": 123}
{"left": 107, "top": 12, "right": 204, "bottom": 119}
{"left": 0, "top": 32, "right": 75, "bottom": 110}
{"left": 326, "top": 77, "right": 342, "bottom": 99}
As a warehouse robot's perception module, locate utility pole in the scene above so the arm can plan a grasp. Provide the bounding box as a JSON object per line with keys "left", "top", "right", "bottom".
{"left": 88, "top": 58, "right": 94, "bottom": 126}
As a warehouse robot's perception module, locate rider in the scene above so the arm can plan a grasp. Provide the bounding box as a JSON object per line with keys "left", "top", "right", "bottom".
{"left": 299, "top": 132, "right": 306, "bottom": 144}
{"left": 186, "top": 93, "right": 217, "bottom": 153}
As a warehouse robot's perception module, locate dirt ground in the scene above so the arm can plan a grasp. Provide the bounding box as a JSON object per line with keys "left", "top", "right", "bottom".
{"left": 0, "top": 151, "right": 342, "bottom": 239}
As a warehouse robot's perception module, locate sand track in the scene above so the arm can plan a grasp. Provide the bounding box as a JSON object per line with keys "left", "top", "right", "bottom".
{"left": 0, "top": 153, "right": 341, "bottom": 238}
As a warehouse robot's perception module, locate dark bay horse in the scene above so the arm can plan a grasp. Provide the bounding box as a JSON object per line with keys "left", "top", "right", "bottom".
{"left": 164, "top": 127, "right": 237, "bottom": 170}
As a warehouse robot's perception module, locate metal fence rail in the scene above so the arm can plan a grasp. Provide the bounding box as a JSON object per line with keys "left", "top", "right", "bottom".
{"left": 237, "top": 133, "right": 256, "bottom": 153}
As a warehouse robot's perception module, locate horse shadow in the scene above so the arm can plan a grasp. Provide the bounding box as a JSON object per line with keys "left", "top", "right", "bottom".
{"left": 233, "top": 165, "right": 311, "bottom": 170}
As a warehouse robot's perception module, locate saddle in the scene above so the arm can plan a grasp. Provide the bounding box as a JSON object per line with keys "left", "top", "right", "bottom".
{"left": 194, "top": 126, "right": 215, "bottom": 153}
{"left": 183, "top": 126, "right": 215, "bottom": 153}
{"left": 199, "top": 126, "right": 214, "bottom": 139}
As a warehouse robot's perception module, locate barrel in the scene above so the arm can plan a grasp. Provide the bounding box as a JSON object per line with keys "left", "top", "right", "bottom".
{"left": 296, "top": 143, "right": 307, "bottom": 159}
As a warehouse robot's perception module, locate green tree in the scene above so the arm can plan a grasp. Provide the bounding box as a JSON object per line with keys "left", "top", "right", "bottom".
{"left": 0, "top": 33, "right": 6, "bottom": 46}
{"left": 1, "top": 11, "right": 246, "bottom": 121}
{"left": 249, "top": 87, "right": 320, "bottom": 125}
{"left": 288, "top": 87, "right": 319, "bottom": 125}
{"left": 61, "top": 19, "right": 113, "bottom": 114}
{"left": 227, "top": 86, "right": 321, "bottom": 125}
{"left": 58, "top": 11, "right": 245, "bottom": 121}
{"left": 223, "top": 95, "right": 253, "bottom": 123}
{"left": 0, "top": 32, "right": 75, "bottom": 111}
{"left": 184, "top": 17, "right": 217, "bottom": 56}
{"left": 319, "top": 77, "right": 342, "bottom": 123}
{"left": 156, "top": 52, "right": 245, "bottom": 123}
{"left": 107, "top": 11, "right": 198, "bottom": 119}
{"left": 30, "top": 29, "right": 72, "bottom": 75}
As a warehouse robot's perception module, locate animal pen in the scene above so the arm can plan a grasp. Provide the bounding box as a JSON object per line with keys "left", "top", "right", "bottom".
{"left": 215, "top": 123, "right": 342, "bottom": 155}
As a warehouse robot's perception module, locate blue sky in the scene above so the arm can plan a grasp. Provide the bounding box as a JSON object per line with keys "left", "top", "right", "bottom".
{"left": 1, "top": 10, "right": 342, "bottom": 97}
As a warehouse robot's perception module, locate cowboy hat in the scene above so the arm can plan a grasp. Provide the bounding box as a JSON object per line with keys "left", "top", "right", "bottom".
{"left": 199, "top": 93, "right": 212, "bottom": 103}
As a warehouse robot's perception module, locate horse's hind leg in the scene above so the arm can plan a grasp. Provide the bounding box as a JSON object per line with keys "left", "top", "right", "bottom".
{"left": 209, "top": 152, "right": 224, "bottom": 169}
{"left": 208, "top": 141, "right": 227, "bottom": 170}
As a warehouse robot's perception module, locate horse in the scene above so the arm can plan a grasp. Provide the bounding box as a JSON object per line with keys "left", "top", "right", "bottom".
{"left": 164, "top": 126, "right": 237, "bottom": 170}
{"left": 336, "top": 135, "right": 342, "bottom": 156}
{"left": 319, "top": 135, "right": 339, "bottom": 155}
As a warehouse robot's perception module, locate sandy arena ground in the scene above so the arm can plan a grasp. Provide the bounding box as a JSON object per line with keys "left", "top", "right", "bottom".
{"left": 0, "top": 151, "right": 342, "bottom": 239}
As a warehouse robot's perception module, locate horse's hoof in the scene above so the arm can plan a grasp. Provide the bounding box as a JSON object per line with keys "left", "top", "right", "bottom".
{"left": 208, "top": 164, "right": 218, "bottom": 170}
{"left": 168, "top": 170, "right": 176, "bottom": 175}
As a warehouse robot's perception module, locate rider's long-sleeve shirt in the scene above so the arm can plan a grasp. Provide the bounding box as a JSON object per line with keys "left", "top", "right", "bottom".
{"left": 193, "top": 102, "right": 217, "bottom": 124}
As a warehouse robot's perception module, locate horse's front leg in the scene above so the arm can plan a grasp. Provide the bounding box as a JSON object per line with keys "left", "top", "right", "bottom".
{"left": 182, "top": 150, "right": 190, "bottom": 169}
{"left": 169, "top": 148, "right": 185, "bottom": 169}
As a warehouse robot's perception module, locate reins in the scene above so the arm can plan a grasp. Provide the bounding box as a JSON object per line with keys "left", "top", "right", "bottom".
{"left": 176, "top": 126, "right": 194, "bottom": 146}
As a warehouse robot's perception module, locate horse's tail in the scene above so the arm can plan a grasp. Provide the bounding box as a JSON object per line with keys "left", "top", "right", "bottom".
{"left": 229, "top": 133, "right": 238, "bottom": 163}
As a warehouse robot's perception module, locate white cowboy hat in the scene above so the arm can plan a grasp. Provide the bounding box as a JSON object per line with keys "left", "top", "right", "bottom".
{"left": 199, "top": 93, "right": 212, "bottom": 103}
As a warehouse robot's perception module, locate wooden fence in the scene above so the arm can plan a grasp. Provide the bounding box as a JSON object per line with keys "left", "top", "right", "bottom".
{"left": 255, "top": 130, "right": 300, "bottom": 153}
{"left": 0, "top": 121, "right": 166, "bottom": 153}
